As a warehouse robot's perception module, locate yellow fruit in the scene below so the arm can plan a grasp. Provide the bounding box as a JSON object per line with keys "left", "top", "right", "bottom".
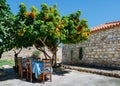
{"left": 23, "top": 29, "right": 26, "bottom": 32}
{"left": 81, "top": 26, "right": 86, "bottom": 31}
{"left": 25, "top": 12, "right": 30, "bottom": 16}
{"left": 82, "top": 32, "right": 88, "bottom": 39}
{"left": 57, "top": 32, "right": 60, "bottom": 37}
{"left": 77, "top": 31, "right": 81, "bottom": 34}
{"left": 56, "top": 28, "right": 60, "bottom": 31}
{"left": 45, "top": 16, "right": 49, "bottom": 20}
{"left": 18, "top": 32, "right": 24, "bottom": 36}
{"left": 57, "top": 25, "right": 60, "bottom": 29}
{"left": 87, "top": 32, "right": 90, "bottom": 36}
{"left": 18, "top": 30, "right": 26, "bottom": 36}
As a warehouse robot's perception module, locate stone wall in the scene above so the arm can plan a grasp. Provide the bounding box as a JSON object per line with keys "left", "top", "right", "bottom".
{"left": 62, "top": 26, "right": 120, "bottom": 69}
{"left": 1, "top": 47, "right": 38, "bottom": 60}
{"left": 1, "top": 47, "right": 62, "bottom": 63}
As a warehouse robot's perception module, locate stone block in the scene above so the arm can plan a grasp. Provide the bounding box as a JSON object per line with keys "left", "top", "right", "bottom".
{"left": 112, "top": 58, "right": 118, "bottom": 61}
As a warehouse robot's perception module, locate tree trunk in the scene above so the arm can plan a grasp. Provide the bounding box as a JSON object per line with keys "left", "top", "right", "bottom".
{"left": 13, "top": 48, "right": 22, "bottom": 72}
{"left": 14, "top": 53, "right": 18, "bottom": 68}
{"left": 52, "top": 48, "right": 57, "bottom": 67}
{"left": 35, "top": 45, "right": 58, "bottom": 67}
{"left": 54, "top": 51, "right": 57, "bottom": 67}
{"left": 13, "top": 53, "right": 18, "bottom": 72}
{"left": 0, "top": 52, "right": 3, "bottom": 59}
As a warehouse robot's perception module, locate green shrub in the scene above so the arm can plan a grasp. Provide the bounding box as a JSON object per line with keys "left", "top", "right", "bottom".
{"left": 32, "top": 50, "right": 40, "bottom": 57}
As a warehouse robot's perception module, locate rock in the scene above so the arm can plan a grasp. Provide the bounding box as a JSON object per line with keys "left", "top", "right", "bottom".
{"left": 2, "top": 65, "right": 10, "bottom": 68}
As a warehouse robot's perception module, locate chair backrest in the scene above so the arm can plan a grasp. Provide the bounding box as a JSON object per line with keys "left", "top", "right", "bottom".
{"left": 26, "top": 59, "right": 33, "bottom": 82}
{"left": 26, "top": 59, "right": 32, "bottom": 72}
{"left": 42, "top": 59, "right": 52, "bottom": 72}
{"left": 42, "top": 59, "right": 52, "bottom": 83}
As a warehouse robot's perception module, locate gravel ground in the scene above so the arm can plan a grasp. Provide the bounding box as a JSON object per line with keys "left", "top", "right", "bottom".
{"left": 0, "top": 67, "right": 120, "bottom": 86}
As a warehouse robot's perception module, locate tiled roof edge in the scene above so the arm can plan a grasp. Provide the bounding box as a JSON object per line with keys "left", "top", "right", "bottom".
{"left": 90, "top": 21, "right": 120, "bottom": 33}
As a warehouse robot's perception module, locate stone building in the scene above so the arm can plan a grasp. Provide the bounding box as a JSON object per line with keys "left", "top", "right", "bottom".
{"left": 62, "top": 21, "right": 120, "bottom": 69}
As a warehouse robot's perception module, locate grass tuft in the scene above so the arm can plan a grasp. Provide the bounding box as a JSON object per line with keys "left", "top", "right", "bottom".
{"left": 0, "top": 59, "right": 15, "bottom": 67}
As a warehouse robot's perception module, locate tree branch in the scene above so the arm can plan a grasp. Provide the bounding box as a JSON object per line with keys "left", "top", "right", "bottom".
{"left": 13, "top": 48, "right": 22, "bottom": 56}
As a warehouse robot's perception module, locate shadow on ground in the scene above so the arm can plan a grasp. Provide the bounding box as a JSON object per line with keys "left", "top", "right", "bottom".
{"left": 70, "top": 64, "right": 120, "bottom": 71}
{"left": 53, "top": 67, "right": 71, "bottom": 76}
{"left": 0, "top": 68, "right": 19, "bottom": 81}
{"left": 0, "top": 67, "right": 71, "bottom": 83}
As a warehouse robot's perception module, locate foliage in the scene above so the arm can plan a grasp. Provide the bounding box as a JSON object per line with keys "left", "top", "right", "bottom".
{"left": 33, "top": 4, "right": 62, "bottom": 53}
{"left": 0, "top": 0, "right": 15, "bottom": 58}
{"left": 12, "top": 3, "right": 38, "bottom": 51}
{"left": 32, "top": 50, "right": 40, "bottom": 57}
{"left": 0, "top": 2, "right": 90, "bottom": 67}
{"left": 13, "top": 2, "right": 31, "bottom": 48}
{"left": 32, "top": 4, "right": 90, "bottom": 50}
{"left": 61, "top": 11, "right": 90, "bottom": 44}
{"left": 26, "top": 3, "right": 90, "bottom": 66}
{"left": 29, "top": 3, "right": 90, "bottom": 51}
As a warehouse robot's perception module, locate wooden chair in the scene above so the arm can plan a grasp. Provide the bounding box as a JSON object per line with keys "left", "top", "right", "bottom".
{"left": 26, "top": 59, "right": 32, "bottom": 82}
{"left": 17, "top": 57, "right": 26, "bottom": 79}
{"left": 42, "top": 59, "right": 52, "bottom": 84}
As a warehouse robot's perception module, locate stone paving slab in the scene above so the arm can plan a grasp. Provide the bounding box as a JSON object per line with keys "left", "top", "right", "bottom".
{"left": 63, "top": 65, "right": 120, "bottom": 78}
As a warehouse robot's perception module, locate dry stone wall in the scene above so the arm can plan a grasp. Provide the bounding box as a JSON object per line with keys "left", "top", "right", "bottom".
{"left": 62, "top": 26, "right": 120, "bottom": 69}
{"left": 1, "top": 47, "right": 62, "bottom": 63}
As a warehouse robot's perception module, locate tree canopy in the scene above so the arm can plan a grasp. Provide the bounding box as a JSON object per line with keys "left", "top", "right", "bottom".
{"left": 0, "top": 2, "right": 90, "bottom": 67}
{"left": 0, "top": 0, "right": 15, "bottom": 58}
{"left": 14, "top": 3, "right": 90, "bottom": 66}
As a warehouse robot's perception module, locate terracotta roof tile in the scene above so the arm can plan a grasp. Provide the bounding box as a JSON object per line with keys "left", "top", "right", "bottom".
{"left": 91, "top": 21, "right": 120, "bottom": 33}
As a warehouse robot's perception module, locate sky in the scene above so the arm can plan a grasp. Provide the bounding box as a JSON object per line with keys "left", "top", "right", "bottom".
{"left": 6, "top": 0, "right": 120, "bottom": 28}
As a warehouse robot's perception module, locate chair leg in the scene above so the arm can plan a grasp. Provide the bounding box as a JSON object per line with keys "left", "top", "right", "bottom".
{"left": 30, "top": 72, "right": 32, "bottom": 82}
{"left": 21, "top": 71, "right": 23, "bottom": 79}
{"left": 20, "top": 69, "right": 23, "bottom": 79}
{"left": 43, "top": 73, "right": 45, "bottom": 84}
{"left": 27, "top": 71, "right": 28, "bottom": 80}
{"left": 50, "top": 74, "right": 52, "bottom": 82}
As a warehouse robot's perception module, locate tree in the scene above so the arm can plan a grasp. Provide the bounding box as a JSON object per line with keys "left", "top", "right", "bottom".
{"left": 61, "top": 11, "right": 90, "bottom": 44}
{"left": 31, "top": 3, "right": 90, "bottom": 66}
{"left": 13, "top": 3, "right": 37, "bottom": 55}
{"left": 0, "top": 0, "right": 15, "bottom": 58}
{"left": 13, "top": 3, "right": 38, "bottom": 68}
{"left": 2, "top": 2, "right": 90, "bottom": 67}
{"left": 32, "top": 3, "right": 63, "bottom": 66}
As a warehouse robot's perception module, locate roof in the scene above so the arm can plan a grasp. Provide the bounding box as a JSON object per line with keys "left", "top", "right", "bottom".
{"left": 90, "top": 21, "right": 120, "bottom": 33}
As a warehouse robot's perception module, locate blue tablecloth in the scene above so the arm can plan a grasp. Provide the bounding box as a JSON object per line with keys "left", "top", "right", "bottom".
{"left": 32, "top": 61, "right": 43, "bottom": 79}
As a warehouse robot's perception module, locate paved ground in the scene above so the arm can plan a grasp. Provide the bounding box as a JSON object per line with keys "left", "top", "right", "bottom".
{"left": 63, "top": 65, "right": 120, "bottom": 78}
{"left": 0, "top": 67, "right": 120, "bottom": 86}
